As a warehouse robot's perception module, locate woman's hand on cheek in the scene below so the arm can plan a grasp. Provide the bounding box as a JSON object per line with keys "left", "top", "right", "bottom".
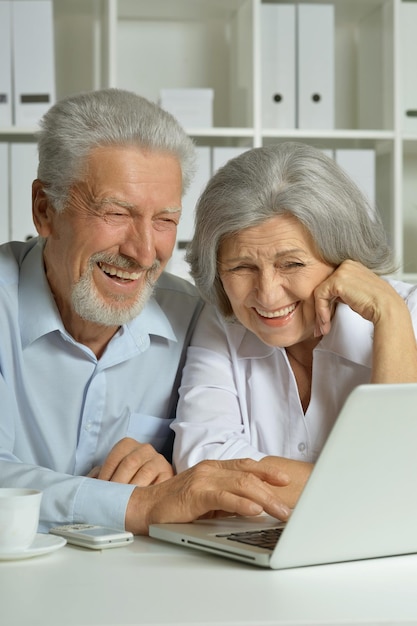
{"left": 313, "top": 269, "right": 340, "bottom": 337}
{"left": 313, "top": 260, "right": 390, "bottom": 336}
{"left": 257, "top": 456, "right": 314, "bottom": 509}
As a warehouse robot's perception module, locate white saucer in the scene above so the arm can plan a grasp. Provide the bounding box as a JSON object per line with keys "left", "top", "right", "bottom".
{"left": 0, "top": 533, "right": 67, "bottom": 561}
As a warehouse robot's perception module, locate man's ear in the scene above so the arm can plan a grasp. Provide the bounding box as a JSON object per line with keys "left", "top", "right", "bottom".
{"left": 32, "top": 179, "right": 54, "bottom": 237}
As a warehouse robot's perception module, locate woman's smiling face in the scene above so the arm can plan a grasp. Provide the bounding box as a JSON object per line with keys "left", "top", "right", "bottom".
{"left": 218, "top": 214, "right": 335, "bottom": 348}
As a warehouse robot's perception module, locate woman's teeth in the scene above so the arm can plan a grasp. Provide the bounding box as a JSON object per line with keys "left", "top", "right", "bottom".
{"left": 255, "top": 303, "right": 297, "bottom": 318}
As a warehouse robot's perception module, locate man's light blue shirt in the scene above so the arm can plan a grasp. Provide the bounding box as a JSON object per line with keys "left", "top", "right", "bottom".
{"left": 0, "top": 239, "right": 203, "bottom": 531}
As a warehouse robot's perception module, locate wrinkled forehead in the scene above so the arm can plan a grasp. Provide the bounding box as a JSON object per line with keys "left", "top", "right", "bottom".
{"left": 218, "top": 214, "right": 318, "bottom": 257}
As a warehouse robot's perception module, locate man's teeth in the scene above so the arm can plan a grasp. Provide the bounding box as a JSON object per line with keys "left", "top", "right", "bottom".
{"left": 255, "top": 303, "right": 297, "bottom": 318}
{"left": 98, "top": 262, "right": 140, "bottom": 281}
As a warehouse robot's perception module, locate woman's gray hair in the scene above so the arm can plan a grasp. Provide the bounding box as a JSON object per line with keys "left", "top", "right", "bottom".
{"left": 36, "top": 88, "right": 196, "bottom": 211}
{"left": 187, "top": 141, "right": 396, "bottom": 317}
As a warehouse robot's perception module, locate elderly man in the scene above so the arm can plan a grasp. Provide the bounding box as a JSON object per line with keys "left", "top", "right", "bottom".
{"left": 0, "top": 89, "right": 290, "bottom": 534}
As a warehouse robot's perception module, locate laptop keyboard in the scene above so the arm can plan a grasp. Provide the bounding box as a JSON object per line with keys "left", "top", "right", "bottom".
{"left": 218, "top": 527, "right": 284, "bottom": 550}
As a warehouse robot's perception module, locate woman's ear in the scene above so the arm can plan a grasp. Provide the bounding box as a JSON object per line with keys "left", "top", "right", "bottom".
{"left": 32, "top": 179, "right": 54, "bottom": 237}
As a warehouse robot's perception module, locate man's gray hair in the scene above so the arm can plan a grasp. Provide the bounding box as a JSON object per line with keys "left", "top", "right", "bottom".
{"left": 187, "top": 141, "right": 396, "bottom": 317}
{"left": 36, "top": 88, "right": 196, "bottom": 211}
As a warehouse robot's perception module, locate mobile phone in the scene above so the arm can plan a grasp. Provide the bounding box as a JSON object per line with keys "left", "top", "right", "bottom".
{"left": 49, "top": 524, "right": 134, "bottom": 549}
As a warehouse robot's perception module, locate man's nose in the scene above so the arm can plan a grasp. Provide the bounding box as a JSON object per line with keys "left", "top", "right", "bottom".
{"left": 119, "top": 219, "right": 156, "bottom": 269}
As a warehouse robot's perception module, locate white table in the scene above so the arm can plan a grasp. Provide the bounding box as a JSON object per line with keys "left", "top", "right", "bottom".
{"left": 1, "top": 535, "right": 417, "bottom": 626}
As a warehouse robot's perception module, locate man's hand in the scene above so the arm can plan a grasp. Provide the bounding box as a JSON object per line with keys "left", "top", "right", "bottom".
{"left": 88, "top": 437, "right": 174, "bottom": 486}
{"left": 125, "top": 458, "right": 292, "bottom": 535}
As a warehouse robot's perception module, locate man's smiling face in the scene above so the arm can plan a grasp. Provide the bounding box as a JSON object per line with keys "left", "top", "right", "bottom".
{"left": 37, "top": 145, "right": 182, "bottom": 341}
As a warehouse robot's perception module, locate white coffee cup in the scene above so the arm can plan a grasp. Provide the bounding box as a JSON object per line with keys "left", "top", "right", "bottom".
{"left": 0, "top": 488, "right": 42, "bottom": 553}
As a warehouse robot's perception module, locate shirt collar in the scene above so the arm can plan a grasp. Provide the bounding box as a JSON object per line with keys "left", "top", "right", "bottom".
{"left": 19, "top": 243, "right": 177, "bottom": 349}
{"left": 126, "top": 296, "right": 178, "bottom": 345}
{"left": 234, "top": 302, "right": 373, "bottom": 367}
{"left": 19, "top": 243, "right": 64, "bottom": 347}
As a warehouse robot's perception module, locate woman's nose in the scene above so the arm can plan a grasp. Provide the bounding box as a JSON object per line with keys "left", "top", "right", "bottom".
{"left": 256, "top": 268, "right": 284, "bottom": 304}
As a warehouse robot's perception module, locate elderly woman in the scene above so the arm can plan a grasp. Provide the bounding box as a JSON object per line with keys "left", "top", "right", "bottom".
{"left": 172, "top": 142, "right": 417, "bottom": 507}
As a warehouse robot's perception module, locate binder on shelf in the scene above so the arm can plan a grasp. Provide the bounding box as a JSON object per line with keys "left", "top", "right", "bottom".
{"left": 297, "top": 4, "right": 334, "bottom": 129}
{"left": 165, "top": 250, "right": 193, "bottom": 283}
{"left": 357, "top": 3, "right": 391, "bottom": 131}
{"left": 160, "top": 89, "right": 213, "bottom": 128}
{"left": 335, "top": 149, "right": 376, "bottom": 211}
{"left": 321, "top": 149, "right": 334, "bottom": 160}
{"left": 10, "top": 143, "right": 38, "bottom": 241}
{"left": 0, "top": 1, "right": 12, "bottom": 126}
{"left": 212, "top": 147, "right": 248, "bottom": 174}
{"left": 179, "top": 146, "right": 211, "bottom": 245}
{"left": 12, "top": 0, "right": 55, "bottom": 126}
{"left": 166, "top": 146, "right": 211, "bottom": 282}
{"left": 0, "top": 143, "right": 9, "bottom": 243}
{"left": 401, "top": 2, "right": 417, "bottom": 132}
{"left": 261, "top": 3, "right": 296, "bottom": 129}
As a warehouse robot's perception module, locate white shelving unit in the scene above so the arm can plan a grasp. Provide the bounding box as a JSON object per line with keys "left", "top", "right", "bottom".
{"left": 1, "top": 0, "right": 417, "bottom": 282}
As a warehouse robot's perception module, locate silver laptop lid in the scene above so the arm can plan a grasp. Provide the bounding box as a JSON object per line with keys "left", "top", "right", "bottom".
{"left": 270, "top": 383, "right": 417, "bottom": 568}
{"left": 151, "top": 383, "right": 417, "bottom": 569}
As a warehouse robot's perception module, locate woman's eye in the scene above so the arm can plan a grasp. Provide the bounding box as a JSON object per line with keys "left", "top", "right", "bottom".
{"left": 281, "top": 262, "right": 305, "bottom": 270}
{"left": 230, "top": 265, "right": 255, "bottom": 273}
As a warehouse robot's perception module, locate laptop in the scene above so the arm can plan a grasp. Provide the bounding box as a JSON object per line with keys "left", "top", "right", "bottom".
{"left": 150, "top": 383, "right": 417, "bottom": 569}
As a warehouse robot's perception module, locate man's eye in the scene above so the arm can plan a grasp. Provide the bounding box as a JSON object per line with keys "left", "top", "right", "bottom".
{"left": 100, "top": 212, "right": 129, "bottom": 225}
{"left": 105, "top": 210, "right": 129, "bottom": 218}
{"left": 154, "top": 217, "right": 178, "bottom": 230}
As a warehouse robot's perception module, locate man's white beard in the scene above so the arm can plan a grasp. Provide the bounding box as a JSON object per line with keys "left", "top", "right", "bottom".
{"left": 71, "top": 253, "right": 159, "bottom": 326}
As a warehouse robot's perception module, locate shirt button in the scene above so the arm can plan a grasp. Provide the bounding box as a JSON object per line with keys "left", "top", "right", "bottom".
{"left": 298, "top": 442, "right": 306, "bottom": 453}
{"left": 85, "top": 422, "right": 92, "bottom": 432}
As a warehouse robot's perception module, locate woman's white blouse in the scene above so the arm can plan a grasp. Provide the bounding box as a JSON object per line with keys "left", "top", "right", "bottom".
{"left": 172, "top": 278, "right": 417, "bottom": 472}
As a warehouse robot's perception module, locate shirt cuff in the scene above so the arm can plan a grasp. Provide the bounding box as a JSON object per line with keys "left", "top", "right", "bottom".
{"left": 74, "top": 477, "right": 136, "bottom": 530}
